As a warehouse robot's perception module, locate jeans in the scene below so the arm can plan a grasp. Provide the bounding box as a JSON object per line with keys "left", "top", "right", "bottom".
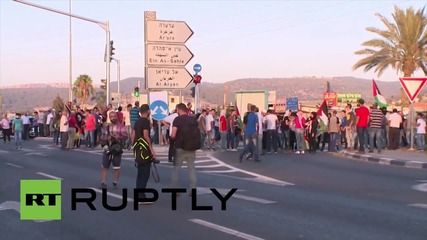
{"left": 227, "top": 130, "right": 235, "bottom": 149}
{"left": 23, "top": 124, "right": 30, "bottom": 140}
{"left": 357, "top": 127, "right": 367, "bottom": 152}
{"left": 240, "top": 134, "right": 259, "bottom": 161}
{"left": 369, "top": 128, "right": 383, "bottom": 152}
{"left": 295, "top": 129, "right": 305, "bottom": 152}
{"left": 267, "top": 129, "right": 278, "bottom": 152}
{"left": 33, "top": 125, "right": 39, "bottom": 137}
{"left": 14, "top": 130, "right": 22, "bottom": 147}
{"left": 200, "top": 132, "right": 206, "bottom": 149}
{"left": 60, "top": 131, "right": 68, "bottom": 150}
{"left": 136, "top": 161, "right": 151, "bottom": 198}
{"left": 172, "top": 149, "right": 197, "bottom": 189}
{"left": 220, "top": 131, "right": 227, "bottom": 150}
{"left": 53, "top": 130, "right": 60, "bottom": 145}
{"left": 416, "top": 134, "right": 425, "bottom": 151}
{"left": 283, "top": 130, "right": 290, "bottom": 150}
{"left": 328, "top": 132, "right": 338, "bottom": 152}
{"left": 85, "top": 130, "right": 96, "bottom": 148}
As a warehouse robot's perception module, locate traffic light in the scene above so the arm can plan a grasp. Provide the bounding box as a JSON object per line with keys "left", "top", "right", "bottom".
{"left": 193, "top": 74, "right": 202, "bottom": 84}
{"left": 191, "top": 86, "right": 195, "bottom": 98}
{"left": 109, "top": 40, "right": 115, "bottom": 62}
{"left": 134, "top": 87, "right": 140, "bottom": 97}
{"left": 101, "top": 79, "right": 107, "bottom": 90}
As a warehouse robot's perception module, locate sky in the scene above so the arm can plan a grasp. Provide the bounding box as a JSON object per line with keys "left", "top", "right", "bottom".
{"left": 0, "top": 0, "right": 426, "bottom": 88}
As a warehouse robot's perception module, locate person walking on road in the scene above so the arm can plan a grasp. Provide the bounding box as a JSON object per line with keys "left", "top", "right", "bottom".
{"left": 132, "top": 104, "right": 156, "bottom": 204}
{"left": 99, "top": 111, "right": 127, "bottom": 189}
{"left": 1, "top": 114, "right": 11, "bottom": 143}
{"left": 12, "top": 113, "right": 23, "bottom": 149}
{"left": 239, "top": 105, "right": 260, "bottom": 162}
{"left": 170, "top": 103, "right": 200, "bottom": 195}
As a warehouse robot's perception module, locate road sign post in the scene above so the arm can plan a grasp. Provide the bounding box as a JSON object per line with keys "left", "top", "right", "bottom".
{"left": 144, "top": 13, "right": 194, "bottom": 91}
{"left": 399, "top": 77, "right": 427, "bottom": 150}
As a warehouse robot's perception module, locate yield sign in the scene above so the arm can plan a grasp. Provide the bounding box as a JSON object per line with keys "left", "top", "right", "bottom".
{"left": 399, "top": 77, "right": 427, "bottom": 102}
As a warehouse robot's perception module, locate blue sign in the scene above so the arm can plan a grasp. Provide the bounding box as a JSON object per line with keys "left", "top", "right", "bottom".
{"left": 193, "top": 63, "right": 202, "bottom": 73}
{"left": 150, "top": 100, "right": 169, "bottom": 121}
{"left": 286, "top": 97, "right": 299, "bottom": 111}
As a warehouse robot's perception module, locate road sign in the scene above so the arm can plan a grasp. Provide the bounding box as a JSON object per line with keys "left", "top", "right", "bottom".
{"left": 147, "top": 44, "right": 193, "bottom": 67}
{"left": 150, "top": 100, "right": 169, "bottom": 121}
{"left": 146, "top": 20, "right": 193, "bottom": 43}
{"left": 399, "top": 77, "right": 427, "bottom": 102}
{"left": 193, "top": 63, "right": 202, "bottom": 73}
{"left": 147, "top": 67, "right": 193, "bottom": 89}
{"left": 286, "top": 97, "right": 299, "bottom": 111}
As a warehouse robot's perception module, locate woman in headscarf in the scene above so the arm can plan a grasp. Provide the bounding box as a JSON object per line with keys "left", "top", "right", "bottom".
{"left": 307, "top": 112, "right": 319, "bottom": 153}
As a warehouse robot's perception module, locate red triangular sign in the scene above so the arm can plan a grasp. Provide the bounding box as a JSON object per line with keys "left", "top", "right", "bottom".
{"left": 398, "top": 77, "right": 427, "bottom": 102}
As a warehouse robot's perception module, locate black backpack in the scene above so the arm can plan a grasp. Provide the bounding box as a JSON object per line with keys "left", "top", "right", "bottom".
{"left": 178, "top": 116, "right": 201, "bottom": 151}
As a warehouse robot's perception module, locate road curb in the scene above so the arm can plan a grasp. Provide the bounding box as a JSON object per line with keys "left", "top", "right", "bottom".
{"left": 332, "top": 151, "right": 427, "bottom": 170}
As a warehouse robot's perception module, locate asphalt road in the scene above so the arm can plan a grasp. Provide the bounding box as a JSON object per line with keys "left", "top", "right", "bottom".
{"left": 0, "top": 139, "right": 426, "bottom": 240}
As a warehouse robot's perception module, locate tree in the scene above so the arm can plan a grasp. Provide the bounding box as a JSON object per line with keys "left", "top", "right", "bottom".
{"left": 52, "top": 95, "right": 65, "bottom": 111}
{"left": 92, "top": 91, "right": 106, "bottom": 109}
{"left": 353, "top": 6, "right": 427, "bottom": 107}
{"left": 73, "top": 74, "right": 94, "bottom": 105}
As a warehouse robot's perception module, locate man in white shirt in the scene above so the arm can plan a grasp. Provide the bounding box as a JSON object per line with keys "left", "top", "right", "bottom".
{"left": 21, "top": 113, "right": 31, "bottom": 141}
{"left": 415, "top": 113, "right": 426, "bottom": 151}
{"left": 60, "top": 111, "right": 69, "bottom": 150}
{"left": 256, "top": 108, "right": 264, "bottom": 156}
{"left": 205, "top": 110, "right": 214, "bottom": 150}
{"left": 38, "top": 110, "right": 45, "bottom": 137}
{"left": 162, "top": 108, "right": 179, "bottom": 162}
{"left": 264, "top": 109, "right": 279, "bottom": 153}
{"left": 387, "top": 109, "right": 402, "bottom": 150}
{"left": 46, "top": 109, "right": 54, "bottom": 137}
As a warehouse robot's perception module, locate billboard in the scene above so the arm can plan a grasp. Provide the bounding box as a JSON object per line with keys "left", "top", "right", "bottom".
{"left": 337, "top": 93, "right": 362, "bottom": 103}
{"left": 323, "top": 92, "right": 338, "bottom": 107}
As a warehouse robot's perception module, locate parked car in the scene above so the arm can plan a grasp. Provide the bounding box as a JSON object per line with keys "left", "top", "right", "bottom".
{"left": 8, "top": 116, "right": 37, "bottom": 139}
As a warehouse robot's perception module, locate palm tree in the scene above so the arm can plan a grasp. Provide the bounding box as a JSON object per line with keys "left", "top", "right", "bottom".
{"left": 73, "top": 74, "right": 95, "bottom": 105}
{"left": 353, "top": 6, "right": 427, "bottom": 106}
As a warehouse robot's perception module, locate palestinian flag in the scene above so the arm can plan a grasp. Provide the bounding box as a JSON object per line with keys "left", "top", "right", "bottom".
{"left": 317, "top": 100, "right": 328, "bottom": 128}
{"left": 372, "top": 79, "right": 387, "bottom": 108}
{"left": 234, "top": 101, "right": 243, "bottom": 128}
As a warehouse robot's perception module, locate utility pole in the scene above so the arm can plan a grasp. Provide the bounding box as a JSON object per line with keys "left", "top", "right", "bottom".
{"left": 13, "top": 0, "right": 111, "bottom": 105}
{"left": 112, "top": 58, "right": 120, "bottom": 107}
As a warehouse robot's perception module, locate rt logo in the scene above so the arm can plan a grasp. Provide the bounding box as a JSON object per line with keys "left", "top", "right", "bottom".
{"left": 20, "top": 180, "right": 61, "bottom": 220}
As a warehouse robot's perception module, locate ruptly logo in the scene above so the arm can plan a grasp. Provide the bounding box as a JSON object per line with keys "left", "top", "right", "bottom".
{"left": 20, "top": 180, "right": 61, "bottom": 220}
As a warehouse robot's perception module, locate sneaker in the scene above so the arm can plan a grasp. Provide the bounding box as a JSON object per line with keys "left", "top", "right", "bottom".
{"left": 295, "top": 151, "right": 300, "bottom": 154}
{"left": 100, "top": 183, "right": 107, "bottom": 188}
{"left": 112, "top": 182, "right": 118, "bottom": 189}
{"left": 301, "top": 151, "right": 305, "bottom": 154}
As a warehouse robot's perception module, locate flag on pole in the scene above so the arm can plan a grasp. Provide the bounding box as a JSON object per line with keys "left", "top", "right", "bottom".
{"left": 234, "top": 101, "right": 243, "bottom": 128}
{"left": 372, "top": 79, "right": 387, "bottom": 108}
{"left": 317, "top": 100, "right": 329, "bottom": 128}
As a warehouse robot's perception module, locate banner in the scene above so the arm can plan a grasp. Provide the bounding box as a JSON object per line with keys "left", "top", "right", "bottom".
{"left": 323, "top": 92, "right": 337, "bottom": 107}
{"left": 337, "top": 93, "right": 361, "bottom": 103}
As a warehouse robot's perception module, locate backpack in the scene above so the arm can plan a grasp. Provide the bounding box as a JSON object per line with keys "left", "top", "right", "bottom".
{"left": 178, "top": 116, "right": 201, "bottom": 151}
{"left": 133, "top": 137, "right": 152, "bottom": 164}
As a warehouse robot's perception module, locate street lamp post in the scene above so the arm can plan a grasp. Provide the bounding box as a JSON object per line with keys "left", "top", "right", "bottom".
{"left": 13, "top": 0, "right": 112, "bottom": 104}
{"left": 112, "top": 58, "right": 120, "bottom": 107}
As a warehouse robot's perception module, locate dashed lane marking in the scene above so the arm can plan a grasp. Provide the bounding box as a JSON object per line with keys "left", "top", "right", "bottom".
{"left": 5, "top": 163, "right": 23, "bottom": 168}
{"left": 36, "top": 172, "right": 63, "bottom": 180}
{"left": 189, "top": 219, "right": 265, "bottom": 240}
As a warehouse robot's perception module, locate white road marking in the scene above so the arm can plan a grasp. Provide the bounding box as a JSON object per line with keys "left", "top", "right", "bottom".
{"left": 6, "top": 163, "right": 23, "bottom": 168}
{"left": 189, "top": 219, "right": 265, "bottom": 240}
{"left": 408, "top": 203, "right": 427, "bottom": 209}
{"left": 24, "top": 152, "right": 47, "bottom": 156}
{"left": 36, "top": 172, "right": 63, "bottom": 180}
{"left": 232, "top": 194, "right": 277, "bottom": 204}
{"left": 197, "top": 187, "right": 276, "bottom": 204}
{"left": 0, "top": 149, "right": 10, "bottom": 154}
{"left": 412, "top": 181, "right": 427, "bottom": 193}
{"left": 89, "top": 188, "right": 134, "bottom": 202}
